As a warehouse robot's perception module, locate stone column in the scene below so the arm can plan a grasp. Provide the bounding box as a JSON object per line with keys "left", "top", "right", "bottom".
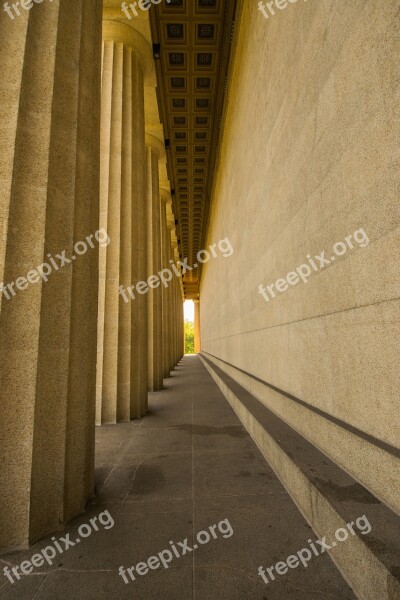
{"left": 177, "top": 283, "right": 183, "bottom": 362}
{"left": 146, "top": 135, "right": 165, "bottom": 392}
{"left": 173, "top": 281, "right": 178, "bottom": 363}
{"left": 97, "top": 20, "right": 152, "bottom": 424}
{"left": 167, "top": 220, "right": 177, "bottom": 372}
{"left": 178, "top": 277, "right": 184, "bottom": 359}
{"left": 97, "top": 38, "right": 122, "bottom": 425}
{"left": 0, "top": 0, "right": 102, "bottom": 550}
{"left": 160, "top": 189, "right": 172, "bottom": 379}
{"left": 181, "top": 297, "right": 185, "bottom": 357}
{"left": 194, "top": 300, "right": 201, "bottom": 354}
{"left": 171, "top": 274, "right": 177, "bottom": 367}
{"left": 180, "top": 288, "right": 185, "bottom": 358}
{"left": 172, "top": 245, "right": 182, "bottom": 366}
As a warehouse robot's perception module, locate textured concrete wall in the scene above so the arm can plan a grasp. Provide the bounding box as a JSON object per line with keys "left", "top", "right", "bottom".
{"left": 200, "top": 0, "right": 400, "bottom": 511}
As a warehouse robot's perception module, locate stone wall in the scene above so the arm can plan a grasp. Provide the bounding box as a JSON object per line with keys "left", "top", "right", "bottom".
{"left": 200, "top": 0, "right": 400, "bottom": 512}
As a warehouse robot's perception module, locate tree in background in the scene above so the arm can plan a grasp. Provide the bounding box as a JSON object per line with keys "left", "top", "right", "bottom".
{"left": 185, "top": 321, "right": 195, "bottom": 354}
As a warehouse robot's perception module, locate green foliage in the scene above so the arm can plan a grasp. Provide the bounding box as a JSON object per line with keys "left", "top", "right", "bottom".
{"left": 184, "top": 320, "right": 195, "bottom": 354}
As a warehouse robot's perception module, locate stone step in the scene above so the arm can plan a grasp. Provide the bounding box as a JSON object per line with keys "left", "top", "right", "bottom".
{"left": 200, "top": 354, "right": 400, "bottom": 600}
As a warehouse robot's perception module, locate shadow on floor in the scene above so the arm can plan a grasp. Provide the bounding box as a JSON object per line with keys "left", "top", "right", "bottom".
{"left": 0, "top": 356, "right": 356, "bottom": 600}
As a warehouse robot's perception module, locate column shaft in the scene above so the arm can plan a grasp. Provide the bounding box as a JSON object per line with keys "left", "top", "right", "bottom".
{"left": 97, "top": 22, "right": 148, "bottom": 423}
{"left": 130, "top": 50, "right": 147, "bottom": 418}
{"left": 160, "top": 195, "right": 170, "bottom": 378}
{"left": 194, "top": 300, "right": 201, "bottom": 354}
{"left": 116, "top": 47, "right": 135, "bottom": 422}
{"left": 98, "top": 40, "right": 123, "bottom": 424}
{"left": 167, "top": 227, "right": 176, "bottom": 372}
{"left": 0, "top": 0, "right": 102, "bottom": 549}
{"left": 146, "top": 144, "right": 163, "bottom": 392}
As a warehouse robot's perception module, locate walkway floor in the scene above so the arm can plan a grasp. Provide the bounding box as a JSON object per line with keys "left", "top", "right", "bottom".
{"left": 0, "top": 356, "right": 356, "bottom": 599}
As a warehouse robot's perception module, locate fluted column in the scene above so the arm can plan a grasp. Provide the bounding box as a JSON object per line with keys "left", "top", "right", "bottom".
{"left": 97, "top": 20, "right": 152, "bottom": 424}
{"left": 177, "top": 282, "right": 183, "bottom": 361}
{"left": 97, "top": 39, "right": 123, "bottom": 424}
{"left": 172, "top": 245, "right": 182, "bottom": 366}
{"left": 181, "top": 296, "right": 185, "bottom": 357}
{"left": 194, "top": 300, "right": 201, "bottom": 353}
{"left": 173, "top": 280, "right": 177, "bottom": 363}
{"left": 0, "top": 0, "right": 102, "bottom": 550}
{"left": 160, "top": 189, "right": 172, "bottom": 379}
{"left": 146, "top": 135, "right": 165, "bottom": 392}
{"left": 167, "top": 220, "right": 176, "bottom": 372}
{"left": 180, "top": 288, "right": 184, "bottom": 358}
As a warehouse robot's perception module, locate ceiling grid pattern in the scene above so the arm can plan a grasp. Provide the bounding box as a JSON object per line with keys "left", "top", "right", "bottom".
{"left": 150, "top": 0, "right": 237, "bottom": 298}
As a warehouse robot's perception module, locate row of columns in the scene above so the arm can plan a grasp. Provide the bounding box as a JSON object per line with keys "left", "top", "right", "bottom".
{"left": 0, "top": 7, "right": 184, "bottom": 551}
{"left": 95, "top": 19, "right": 184, "bottom": 426}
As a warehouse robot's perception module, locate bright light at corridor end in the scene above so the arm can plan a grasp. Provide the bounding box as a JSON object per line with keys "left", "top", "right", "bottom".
{"left": 184, "top": 300, "right": 194, "bottom": 322}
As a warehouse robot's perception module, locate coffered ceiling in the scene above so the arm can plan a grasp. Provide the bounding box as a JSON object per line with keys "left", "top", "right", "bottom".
{"left": 149, "top": 0, "right": 238, "bottom": 299}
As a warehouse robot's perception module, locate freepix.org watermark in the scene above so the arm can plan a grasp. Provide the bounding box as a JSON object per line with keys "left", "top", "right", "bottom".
{"left": 119, "top": 237, "right": 234, "bottom": 303}
{"left": 258, "top": 0, "right": 309, "bottom": 20}
{"left": 121, "top": 0, "right": 172, "bottom": 20}
{"left": 118, "top": 518, "right": 233, "bottom": 584}
{"left": 0, "top": 228, "right": 110, "bottom": 302}
{"left": 258, "top": 228, "right": 370, "bottom": 303}
{"left": 258, "top": 515, "right": 372, "bottom": 586}
{"left": 3, "top": 0, "right": 53, "bottom": 20}
{"left": 3, "top": 510, "right": 115, "bottom": 584}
